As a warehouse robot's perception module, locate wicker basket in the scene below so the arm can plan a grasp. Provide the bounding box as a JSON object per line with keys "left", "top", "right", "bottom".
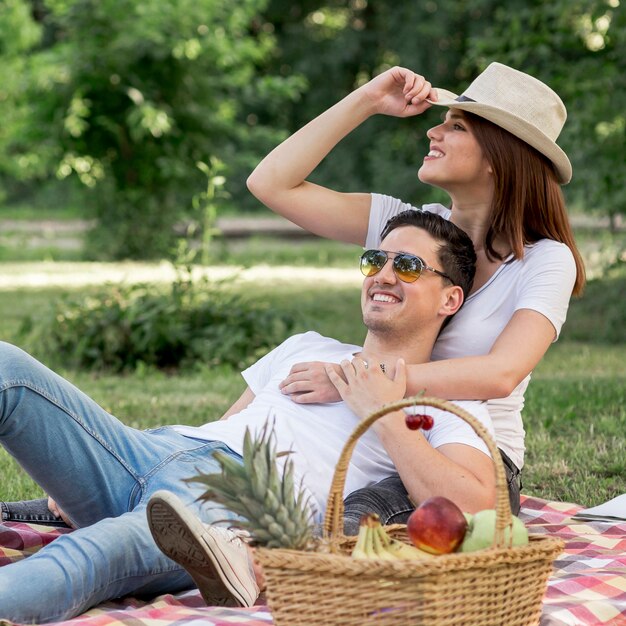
{"left": 255, "top": 396, "right": 564, "bottom": 626}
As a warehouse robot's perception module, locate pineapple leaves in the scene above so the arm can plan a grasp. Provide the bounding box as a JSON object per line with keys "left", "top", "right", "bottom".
{"left": 187, "top": 423, "right": 315, "bottom": 550}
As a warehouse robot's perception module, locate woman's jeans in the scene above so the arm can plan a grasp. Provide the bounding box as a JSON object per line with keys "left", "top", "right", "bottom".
{"left": 0, "top": 341, "right": 240, "bottom": 623}
{"left": 1, "top": 498, "right": 71, "bottom": 527}
{"left": 343, "top": 450, "right": 522, "bottom": 536}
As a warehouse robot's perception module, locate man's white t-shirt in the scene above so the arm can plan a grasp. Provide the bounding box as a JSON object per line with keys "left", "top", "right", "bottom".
{"left": 366, "top": 194, "right": 577, "bottom": 469}
{"left": 174, "top": 331, "right": 494, "bottom": 521}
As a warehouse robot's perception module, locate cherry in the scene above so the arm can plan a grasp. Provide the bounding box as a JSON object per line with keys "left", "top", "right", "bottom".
{"left": 421, "top": 414, "right": 434, "bottom": 430}
{"left": 405, "top": 414, "right": 423, "bottom": 430}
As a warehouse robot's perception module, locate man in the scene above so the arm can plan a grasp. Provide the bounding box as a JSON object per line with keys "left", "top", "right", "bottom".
{"left": 0, "top": 211, "right": 493, "bottom": 623}
{"left": 145, "top": 209, "right": 496, "bottom": 607}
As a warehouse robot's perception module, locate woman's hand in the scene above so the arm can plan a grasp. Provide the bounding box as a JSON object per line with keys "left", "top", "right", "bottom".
{"left": 325, "top": 357, "right": 407, "bottom": 419}
{"left": 48, "top": 496, "right": 75, "bottom": 528}
{"left": 360, "top": 66, "right": 437, "bottom": 118}
{"left": 279, "top": 362, "right": 344, "bottom": 404}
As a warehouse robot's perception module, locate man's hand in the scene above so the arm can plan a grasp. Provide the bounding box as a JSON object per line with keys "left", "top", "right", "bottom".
{"left": 48, "top": 496, "right": 75, "bottom": 528}
{"left": 359, "top": 66, "right": 437, "bottom": 118}
{"left": 279, "top": 361, "right": 344, "bottom": 404}
{"left": 325, "top": 357, "right": 407, "bottom": 419}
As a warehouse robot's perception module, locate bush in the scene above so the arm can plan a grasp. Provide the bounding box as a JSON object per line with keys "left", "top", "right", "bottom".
{"left": 562, "top": 259, "right": 626, "bottom": 344}
{"left": 20, "top": 273, "right": 298, "bottom": 372}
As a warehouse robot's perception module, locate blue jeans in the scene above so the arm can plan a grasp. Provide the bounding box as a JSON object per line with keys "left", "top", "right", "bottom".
{"left": 0, "top": 342, "right": 241, "bottom": 623}
{"left": 1, "top": 498, "right": 70, "bottom": 526}
{"left": 343, "top": 450, "right": 522, "bottom": 536}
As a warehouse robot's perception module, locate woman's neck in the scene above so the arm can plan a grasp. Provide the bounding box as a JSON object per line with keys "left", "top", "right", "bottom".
{"left": 447, "top": 197, "right": 512, "bottom": 293}
{"left": 448, "top": 196, "right": 511, "bottom": 256}
{"left": 447, "top": 196, "right": 492, "bottom": 246}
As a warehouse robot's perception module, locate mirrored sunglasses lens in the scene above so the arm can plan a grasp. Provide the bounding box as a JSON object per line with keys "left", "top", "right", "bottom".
{"left": 360, "top": 250, "right": 387, "bottom": 276}
{"left": 393, "top": 254, "right": 422, "bottom": 282}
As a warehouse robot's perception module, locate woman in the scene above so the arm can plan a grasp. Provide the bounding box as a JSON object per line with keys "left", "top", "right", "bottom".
{"left": 246, "top": 62, "right": 585, "bottom": 527}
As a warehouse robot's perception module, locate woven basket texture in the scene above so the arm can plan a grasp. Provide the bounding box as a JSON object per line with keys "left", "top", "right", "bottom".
{"left": 255, "top": 397, "right": 564, "bottom": 626}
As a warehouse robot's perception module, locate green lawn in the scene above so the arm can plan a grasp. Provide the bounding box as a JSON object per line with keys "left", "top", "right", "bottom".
{"left": 0, "top": 250, "right": 624, "bottom": 508}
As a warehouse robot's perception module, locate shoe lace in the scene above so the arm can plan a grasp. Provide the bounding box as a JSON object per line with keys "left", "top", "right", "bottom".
{"left": 209, "top": 525, "right": 250, "bottom": 545}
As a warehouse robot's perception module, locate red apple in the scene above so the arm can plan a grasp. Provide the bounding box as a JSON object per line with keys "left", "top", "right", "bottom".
{"left": 407, "top": 496, "right": 468, "bottom": 554}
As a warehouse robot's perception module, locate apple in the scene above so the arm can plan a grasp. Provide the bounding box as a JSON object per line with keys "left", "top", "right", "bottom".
{"left": 407, "top": 496, "right": 468, "bottom": 554}
{"left": 459, "top": 509, "right": 529, "bottom": 552}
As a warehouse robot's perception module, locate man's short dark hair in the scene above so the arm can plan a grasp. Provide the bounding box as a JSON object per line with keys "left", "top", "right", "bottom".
{"left": 380, "top": 210, "right": 476, "bottom": 300}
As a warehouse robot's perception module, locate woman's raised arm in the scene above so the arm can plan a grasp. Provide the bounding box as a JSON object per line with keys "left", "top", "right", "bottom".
{"left": 247, "top": 67, "right": 436, "bottom": 245}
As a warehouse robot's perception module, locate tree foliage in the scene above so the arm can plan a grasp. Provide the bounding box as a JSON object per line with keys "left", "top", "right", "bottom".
{"left": 0, "top": 0, "right": 305, "bottom": 258}
{"left": 464, "top": 0, "right": 626, "bottom": 224}
{"left": 260, "top": 0, "right": 625, "bottom": 217}
{"left": 0, "top": 0, "right": 623, "bottom": 259}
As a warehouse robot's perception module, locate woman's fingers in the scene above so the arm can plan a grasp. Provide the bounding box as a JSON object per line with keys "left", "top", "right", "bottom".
{"left": 48, "top": 497, "right": 75, "bottom": 528}
{"left": 279, "top": 362, "right": 324, "bottom": 390}
{"left": 280, "top": 362, "right": 344, "bottom": 403}
{"left": 402, "top": 70, "right": 418, "bottom": 98}
{"left": 48, "top": 496, "right": 60, "bottom": 518}
{"left": 407, "top": 78, "right": 433, "bottom": 105}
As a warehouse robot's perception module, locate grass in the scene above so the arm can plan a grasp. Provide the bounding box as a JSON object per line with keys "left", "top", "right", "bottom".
{"left": 0, "top": 239, "right": 624, "bottom": 509}
{"left": 523, "top": 343, "right": 625, "bottom": 505}
{"left": 0, "top": 203, "right": 84, "bottom": 221}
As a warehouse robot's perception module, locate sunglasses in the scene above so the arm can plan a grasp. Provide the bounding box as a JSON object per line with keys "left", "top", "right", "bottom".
{"left": 360, "top": 249, "right": 452, "bottom": 283}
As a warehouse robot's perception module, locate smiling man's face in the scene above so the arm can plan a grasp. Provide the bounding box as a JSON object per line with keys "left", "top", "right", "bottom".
{"left": 361, "top": 225, "right": 453, "bottom": 341}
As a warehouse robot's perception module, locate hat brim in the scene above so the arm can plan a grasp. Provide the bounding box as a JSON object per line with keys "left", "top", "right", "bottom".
{"left": 427, "top": 89, "right": 572, "bottom": 184}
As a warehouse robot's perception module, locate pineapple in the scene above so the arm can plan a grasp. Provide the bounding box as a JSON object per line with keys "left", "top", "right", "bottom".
{"left": 188, "top": 422, "right": 316, "bottom": 550}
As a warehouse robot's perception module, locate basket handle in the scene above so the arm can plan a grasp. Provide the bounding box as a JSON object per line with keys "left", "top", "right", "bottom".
{"left": 322, "top": 396, "right": 513, "bottom": 551}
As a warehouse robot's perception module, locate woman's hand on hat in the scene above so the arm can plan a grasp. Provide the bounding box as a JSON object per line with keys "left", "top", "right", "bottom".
{"left": 360, "top": 66, "right": 437, "bottom": 118}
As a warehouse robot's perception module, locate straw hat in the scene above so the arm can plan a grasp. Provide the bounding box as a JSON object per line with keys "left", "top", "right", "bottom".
{"left": 428, "top": 62, "right": 572, "bottom": 184}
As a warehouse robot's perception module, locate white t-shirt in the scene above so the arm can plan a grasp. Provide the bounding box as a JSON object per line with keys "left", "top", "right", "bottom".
{"left": 174, "top": 331, "right": 494, "bottom": 521}
{"left": 367, "top": 193, "right": 577, "bottom": 469}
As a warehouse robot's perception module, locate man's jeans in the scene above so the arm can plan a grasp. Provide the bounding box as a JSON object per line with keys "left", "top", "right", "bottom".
{"left": 343, "top": 450, "right": 522, "bottom": 536}
{"left": 0, "top": 341, "right": 240, "bottom": 623}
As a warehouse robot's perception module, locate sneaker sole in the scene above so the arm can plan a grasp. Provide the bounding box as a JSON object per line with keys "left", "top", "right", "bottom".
{"left": 147, "top": 492, "right": 250, "bottom": 607}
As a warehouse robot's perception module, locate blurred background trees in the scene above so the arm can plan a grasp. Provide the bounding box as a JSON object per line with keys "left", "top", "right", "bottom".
{"left": 0, "top": 0, "right": 623, "bottom": 259}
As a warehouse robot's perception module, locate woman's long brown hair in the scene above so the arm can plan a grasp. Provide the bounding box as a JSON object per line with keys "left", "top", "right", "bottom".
{"left": 465, "top": 111, "right": 586, "bottom": 295}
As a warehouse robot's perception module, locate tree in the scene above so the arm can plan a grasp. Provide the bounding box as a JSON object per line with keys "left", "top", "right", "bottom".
{"left": 259, "top": 0, "right": 624, "bottom": 219}
{"left": 1, "top": 0, "right": 623, "bottom": 253}
{"left": 464, "top": 0, "right": 626, "bottom": 222}
{"left": 258, "top": 0, "right": 504, "bottom": 205}
{"left": 0, "top": 0, "right": 305, "bottom": 258}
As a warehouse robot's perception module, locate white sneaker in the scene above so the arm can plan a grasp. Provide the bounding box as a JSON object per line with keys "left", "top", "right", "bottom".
{"left": 147, "top": 490, "right": 260, "bottom": 607}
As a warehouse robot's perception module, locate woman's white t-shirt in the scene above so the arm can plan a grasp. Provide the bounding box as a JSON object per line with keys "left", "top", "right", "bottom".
{"left": 366, "top": 194, "right": 577, "bottom": 469}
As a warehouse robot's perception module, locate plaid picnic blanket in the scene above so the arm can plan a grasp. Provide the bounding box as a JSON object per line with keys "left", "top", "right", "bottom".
{"left": 0, "top": 495, "right": 624, "bottom": 626}
{"left": 520, "top": 497, "right": 626, "bottom": 626}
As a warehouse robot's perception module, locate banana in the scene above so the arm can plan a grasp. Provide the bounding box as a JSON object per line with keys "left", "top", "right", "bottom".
{"left": 371, "top": 522, "right": 396, "bottom": 560}
{"left": 385, "top": 537, "right": 435, "bottom": 560}
{"left": 363, "top": 523, "right": 377, "bottom": 558}
{"left": 351, "top": 520, "right": 370, "bottom": 559}
{"left": 352, "top": 513, "right": 435, "bottom": 561}
{"left": 375, "top": 514, "right": 436, "bottom": 560}
{"left": 374, "top": 519, "right": 434, "bottom": 560}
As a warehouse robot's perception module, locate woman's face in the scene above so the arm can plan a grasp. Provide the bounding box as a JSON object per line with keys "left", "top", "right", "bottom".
{"left": 418, "top": 110, "right": 492, "bottom": 195}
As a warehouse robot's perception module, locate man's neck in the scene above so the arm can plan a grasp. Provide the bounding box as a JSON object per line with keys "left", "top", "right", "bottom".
{"left": 359, "top": 332, "right": 434, "bottom": 369}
